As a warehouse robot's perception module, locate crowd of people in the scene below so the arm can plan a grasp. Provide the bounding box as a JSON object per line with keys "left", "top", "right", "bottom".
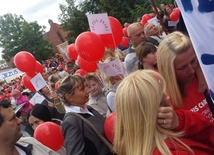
{"left": 0, "top": 2, "right": 214, "bottom": 155}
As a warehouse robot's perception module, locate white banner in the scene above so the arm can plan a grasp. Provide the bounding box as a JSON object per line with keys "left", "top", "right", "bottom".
{"left": 97, "top": 58, "right": 124, "bottom": 76}
{"left": 0, "top": 68, "right": 22, "bottom": 80}
{"left": 176, "top": 0, "right": 214, "bottom": 100}
{"left": 87, "top": 13, "right": 112, "bottom": 34}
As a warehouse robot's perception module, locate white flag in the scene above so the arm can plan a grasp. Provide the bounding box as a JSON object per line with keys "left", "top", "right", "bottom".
{"left": 56, "top": 41, "right": 70, "bottom": 62}
{"left": 0, "top": 68, "right": 22, "bottom": 80}
{"left": 29, "top": 92, "right": 45, "bottom": 105}
{"left": 97, "top": 58, "right": 125, "bottom": 76}
{"left": 148, "top": 17, "right": 159, "bottom": 27}
{"left": 176, "top": 0, "right": 214, "bottom": 100}
{"left": 30, "top": 73, "right": 47, "bottom": 91}
{"left": 87, "top": 13, "right": 112, "bottom": 34}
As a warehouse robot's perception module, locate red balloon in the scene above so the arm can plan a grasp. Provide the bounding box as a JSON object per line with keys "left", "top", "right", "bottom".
{"left": 123, "top": 27, "right": 128, "bottom": 37}
{"left": 120, "top": 37, "right": 129, "bottom": 48}
{"left": 104, "top": 112, "right": 116, "bottom": 143}
{"left": 35, "top": 61, "right": 44, "bottom": 74}
{"left": 141, "top": 14, "right": 152, "bottom": 27}
{"left": 22, "top": 74, "right": 36, "bottom": 92}
{"left": 174, "top": 7, "right": 181, "bottom": 14}
{"left": 75, "top": 32, "right": 105, "bottom": 62}
{"left": 34, "top": 122, "right": 64, "bottom": 151}
{"left": 77, "top": 56, "right": 98, "bottom": 72}
{"left": 26, "top": 61, "right": 44, "bottom": 78}
{"left": 14, "top": 51, "right": 36, "bottom": 72}
{"left": 25, "top": 71, "right": 36, "bottom": 78}
{"left": 67, "top": 43, "right": 78, "bottom": 60}
{"left": 170, "top": 8, "right": 180, "bottom": 21}
{"left": 75, "top": 69, "right": 88, "bottom": 77}
{"left": 99, "top": 16, "right": 123, "bottom": 49}
{"left": 170, "top": 12, "right": 179, "bottom": 21}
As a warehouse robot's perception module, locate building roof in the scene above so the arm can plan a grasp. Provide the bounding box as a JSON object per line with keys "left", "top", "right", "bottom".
{"left": 43, "top": 19, "right": 69, "bottom": 52}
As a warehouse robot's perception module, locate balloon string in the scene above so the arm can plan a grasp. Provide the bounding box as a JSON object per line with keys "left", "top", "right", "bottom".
{"left": 111, "top": 33, "right": 117, "bottom": 49}
{"left": 95, "top": 72, "right": 106, "bottom": 88}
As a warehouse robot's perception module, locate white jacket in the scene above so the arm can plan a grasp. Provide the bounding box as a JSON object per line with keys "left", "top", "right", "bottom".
{"left": 16, "top": 137, "right": 62, "bottom": 155}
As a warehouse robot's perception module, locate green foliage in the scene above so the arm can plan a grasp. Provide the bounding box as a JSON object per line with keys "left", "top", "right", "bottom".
{"left": 155, "top": 0, "right": 175, "bottom": 6}
{"left": 130, "top": 2, "right": 152, "bottom": 23}
{"left": 99, "top": 0, "right": 133, "bottom": 24}
{"left": 0, "top": 13, "right": 53, "bottom": 62}
{"left": 59, "top": 0, "right": 90, "bottom": 43}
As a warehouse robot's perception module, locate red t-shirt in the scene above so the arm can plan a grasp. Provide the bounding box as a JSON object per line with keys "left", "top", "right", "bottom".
{"left": 182, "top": 77, "right": 214, "bottom": 123}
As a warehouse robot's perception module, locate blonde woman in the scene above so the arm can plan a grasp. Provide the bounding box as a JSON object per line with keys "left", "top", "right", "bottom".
{"left": 114, "top": 70, "right": 214, "bottom": 155}
{"left": 157, "top": 31, "right": 212, "bottom": 122}
{"left": 48, "top": 73, "right": 61, "bottom": 91}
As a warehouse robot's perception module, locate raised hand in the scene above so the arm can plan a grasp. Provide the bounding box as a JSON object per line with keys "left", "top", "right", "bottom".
{"left": 157, "top": 95, "right": 179, "bottom": 129}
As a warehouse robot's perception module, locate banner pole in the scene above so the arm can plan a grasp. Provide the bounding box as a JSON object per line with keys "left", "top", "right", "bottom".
{"left": 150, "top": 0, "right": 168, "bottom": 35}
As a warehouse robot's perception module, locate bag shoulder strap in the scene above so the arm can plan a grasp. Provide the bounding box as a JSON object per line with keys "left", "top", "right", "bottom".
{"left": 64, "top": 112, "right": 113, "bottom": 152}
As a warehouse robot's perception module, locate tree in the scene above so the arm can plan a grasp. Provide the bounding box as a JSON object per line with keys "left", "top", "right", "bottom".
{"left": 59, "top": 0, "right": 90, "bottom": 43}
{"left": 58, "top": 0, "right": 172, "bottom": 42}
{"left": 0, "top": 13, "right": 53, "bottom": 63}
{"left": 0, "top": 59, "right": 8, "bottom": 69}
{"left": 99, "top": 0, "right": 139, "bottom": 24}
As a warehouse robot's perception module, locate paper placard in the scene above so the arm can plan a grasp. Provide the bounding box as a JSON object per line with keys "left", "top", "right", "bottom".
{"left": 30, "top": 73, "right": 47, "bottom": 91}
{"left": 29, "top": 92, "right": 45, "bottom": 105}
{"left": 97, "top": 58, "right": 124, "bottom": 76}
{"left": 168, "top": 21, "right": 178, "bottom": 27}
{"left": 87, "top": 13, "right": 112, "bottom": 34}
{"left": 56, "top": 41, "right": 70, "bottom": 62}
{"left": 147, "top": 17, "right": 159, "bottom": 27}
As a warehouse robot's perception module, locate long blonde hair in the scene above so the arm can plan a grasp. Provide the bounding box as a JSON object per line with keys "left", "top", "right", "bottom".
{"left": 114, "top": 70, "right": 193, "bottom": 155}
{"left": 157, "top": 31, "right": 193, "bottom": 108}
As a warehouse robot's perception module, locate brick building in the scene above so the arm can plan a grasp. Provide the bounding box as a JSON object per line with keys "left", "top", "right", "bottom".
{"left": 43, "top": 19, "right": 69, "bottom": 53}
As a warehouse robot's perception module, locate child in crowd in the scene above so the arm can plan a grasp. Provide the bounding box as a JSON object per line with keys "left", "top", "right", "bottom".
{"left": 12, "top": 89, "right": 32, "bottom": 116}
{"left": 85, "top": 73, "right": 109, "bottom": 117}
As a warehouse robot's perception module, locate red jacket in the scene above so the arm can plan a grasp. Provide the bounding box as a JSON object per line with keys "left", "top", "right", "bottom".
{"left": 153, "top": 110, "right": 214, "bottom": 155}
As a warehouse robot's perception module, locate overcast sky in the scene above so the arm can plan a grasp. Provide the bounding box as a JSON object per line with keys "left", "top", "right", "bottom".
{"left": 0, "top": 0, "right": 68, "bottom": 60}
{"left": 0, "top": 0, "right": 67, "bottom": 32}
